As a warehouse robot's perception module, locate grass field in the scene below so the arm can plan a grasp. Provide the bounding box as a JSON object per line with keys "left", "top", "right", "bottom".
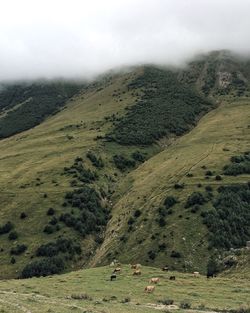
{"left": 0, "top": 261, "right": 249, "bottom": 313}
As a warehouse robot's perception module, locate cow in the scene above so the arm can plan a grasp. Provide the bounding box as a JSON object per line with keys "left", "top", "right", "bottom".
{"left": 162, "top": 266, "right": 169, "bottom": 271}
{"left": 110, "top": 273, "right": 116, "bottom": 281}
{"left": 144, "top": 286, "right": 155, "bottom": 293}
{"left": 113, "top": 267, "right": 121, "bottom": 273}
{"left": 193, "top": 271, "right": 200, "bottom": 277}
{"left": 169, "top": 276, "right": 176, "bottom": 280}
{"left": 150, "top": 277, "right": 160, "bottom": 284}
{"left": 133, "top": 269, "right": 141, "bottom": 276}
{"left": 131, "top": 263, "right": 141, "bottom": 270}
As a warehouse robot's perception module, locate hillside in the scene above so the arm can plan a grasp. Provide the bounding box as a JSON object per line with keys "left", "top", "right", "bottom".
{"left": 0, "top": 51, "right": 249, "bottom": 279}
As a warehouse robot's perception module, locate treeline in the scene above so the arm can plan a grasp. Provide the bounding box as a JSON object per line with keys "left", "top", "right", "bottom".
{"left": 0, "top": 82, "right": 82, "bottom": 138}
{"left": 107, "top": 67, "right": 213, "bottom": 145}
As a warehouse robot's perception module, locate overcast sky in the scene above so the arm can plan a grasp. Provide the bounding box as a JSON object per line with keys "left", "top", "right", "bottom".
{"left": 0, "top": 0, "right": 250, "bottom": 80}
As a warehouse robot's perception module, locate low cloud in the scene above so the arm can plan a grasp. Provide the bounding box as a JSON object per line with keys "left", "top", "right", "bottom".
{"left": 1, "top": 0, "right": 250, "bottom": 80}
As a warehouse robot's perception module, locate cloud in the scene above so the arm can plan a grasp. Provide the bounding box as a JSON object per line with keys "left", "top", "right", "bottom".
{"left": 0, "top": 0, "right": 250, "bottom": 80}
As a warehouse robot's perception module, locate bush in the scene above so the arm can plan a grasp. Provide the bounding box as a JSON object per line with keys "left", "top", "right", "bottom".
{"left": 185, "top": 192, "right": 206, "bottom": 208}
{"left": 134, "top": 209, "right": 142, "bottom": 218}
{"left": 86, "top": 151, "right": 104, "bottom": 168}
{"left": 224, "top": 152, "right": 250, "bottom": 176}
{"left": 159, "top": 299, "right": 174, "bottom": 305}
{"left": 215, "top": 175, "right": 222, "bottom": 181}
{"left": 10, "top": 244, "right": 27, "bottom": 255}
{"left": 148, "top": 250, "right": 156, "bottom": 260}
{"left": 131, "top": 151, "right": 146, "bottom": 163}
{"left": 21, "top": 256, "right": 65, "bottom": 278}
{"left": 180, "top": 300, "right": 191, "bottom": 309}
{"left": 174, "top": 183, "right": 184, "bottom": 190}
{"left": 0, "top": 221, "right": 13, "bottom": 235}
{"left": 47, "top": 208, "right": 55, "bottom": 216}
{"left": 113, "top": 154, "right": 135, "bottom": 171}
{"left": 10, "top": 257, "right": 16, "bottom": 264}
{"left": 171, "top": 250, "right": 181, "bottom": 258}
{"left": 8, "top": 231, "right": 18, "bottom": 240}
{"left": 205, "top": 170, "right": 213, "bottom": 176}
{"left": 43, "top": 225, "right": 55, "bottom": 234}
{"left": 36, "top": 238, "right": 81, "bottom": 258}
{"left": 164, "top": 196, "right": 177, "bottom": 209}
{"left": 20, "top": 212, "right": 27, "bottom": 219}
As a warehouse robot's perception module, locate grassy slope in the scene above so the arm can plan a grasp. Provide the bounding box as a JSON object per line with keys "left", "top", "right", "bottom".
{"left": 0, "top": 68, "right": 159, "bottom": 278}
{"left": 0, "top": 262, "right": 249, "bottom": 313}
{"left": 92, "top": 97, "right": 250, "bottom": 272}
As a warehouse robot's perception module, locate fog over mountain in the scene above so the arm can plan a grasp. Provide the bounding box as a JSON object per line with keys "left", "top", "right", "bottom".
{"left": 1, "top": 0, "right": 250, "bottom": 80}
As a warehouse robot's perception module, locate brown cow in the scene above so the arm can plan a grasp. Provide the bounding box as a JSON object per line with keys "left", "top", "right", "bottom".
{"left": 144, "top": 285, "right": 155, "bottom": 293}
{"left": 131, "top": 263, "right": 141, "bottom": 269}
{"left": 113, "top": 267, "right": 121, "bottom": 273}
{"left": 133, "top": 269, "right": 141, "bottom": 276}
{"left": 150, "top": 277, "right": 160, "bottom": 284}
{"left": 162, "top": 266, "right": 169, "bottom": 271}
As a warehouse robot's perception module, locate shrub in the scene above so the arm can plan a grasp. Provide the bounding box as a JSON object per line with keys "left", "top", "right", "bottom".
{"left": 20, "top": 212, "right": 27, "bottom": 219}
{"left": 43, "top": 225, "right": 54, "bottom": 234}
{"left": 134, "top": 209, "right": 142, "bottom": 218}
{"left": 10, "top": 257, "right": 16, "bottom": 264}
{"left": 21, "top": 256, "right": 65, "bottom": 278}
{"left": 223, "top": 152, "right": 250, "bottom": 176}
{"left": 205, "top": 185, "right": 213, "bottom": 192}
{"left": 36, "top": 238, "right": 81, "bottom": 258}
{"left": 131, "top": 151, "right": 146, "bottom": 163}
{"left": 86, "top": 151, "right": 104, "bottom": 168}
{"left": 191, "top": 205, "right": 200, "bottom": 213}
{"left": 10, "top": 244, "right": 27, "bottom": 255}
{"left": 148, "top": 250, "right": 156, "bottom": 260}
{"left": 47, "top": 208, "right": 55, "bottom": 216}
{"left": 0, "top": 221, "right": 13, "bottom": 235}
{"left": 185, "top": 192, "right": 206, "bottom": 208}
{"left": 158, "top": 243, "right": 167, "bottom": 251}
{"left": 164, "top": 196, "right": 177, "bottom": 209}
{"left": 113, "top": 154, "right": 135, "bottom": 171}
{"left": 8, "top": 231, "right": 18, "bottom": 240}
{"left": 174, "top": 183, "right": 184, "bottom": 189}
{"left": 205, "top": 170, "right": 213, "bottom": 176}
{"left": 215, "top": 175, "right": 222, "bottom": 181}
{"left": 171, "top": 250, "right": 181, "bottom": 258}
{"left": 180, "top": 300, "right": 191, "bottom": 309}
{"left": 159, "top": 299, "right": 174, "bottom": 305}
{"left": 158, "top": 217, "right": 166, "bottom": 227}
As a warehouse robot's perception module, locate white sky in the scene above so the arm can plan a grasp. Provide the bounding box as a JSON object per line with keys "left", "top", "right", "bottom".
{"left": 0, "top": 0, "right": 250, "bottom": 80}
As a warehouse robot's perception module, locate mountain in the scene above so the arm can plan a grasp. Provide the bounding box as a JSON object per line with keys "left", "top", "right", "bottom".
{"left": 0, "top": 51, "right": 249, "bottom": 279}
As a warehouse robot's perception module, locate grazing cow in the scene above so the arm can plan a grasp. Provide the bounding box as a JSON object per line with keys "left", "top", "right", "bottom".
{"left": 133, "top": 269, "right": 141, "bottom": 276}
{"left": 193, "top": 271, "right": 200, "bottom": 277}
{"left": 113, "top": 267, "right": 121, "bottom": 273}
{"left": 150, "top": 277, "right": 160, "bottom": 284}
{"left": 144, "top": 285, "right": 155, "bottom": 293}
{"left": 162, "top": 266, "right": 169, "bottom": 271}
{"left": 207, "top": 273, "right": 214, "bottom": 279}
{"left": 110, "top": 273, "right": 116, "bottom": 281}
{"left": 169, "top": 276, "right": 176, "bottom": 280}
{"left": 131, "top": 263, "right": 141, "bottom": 269}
